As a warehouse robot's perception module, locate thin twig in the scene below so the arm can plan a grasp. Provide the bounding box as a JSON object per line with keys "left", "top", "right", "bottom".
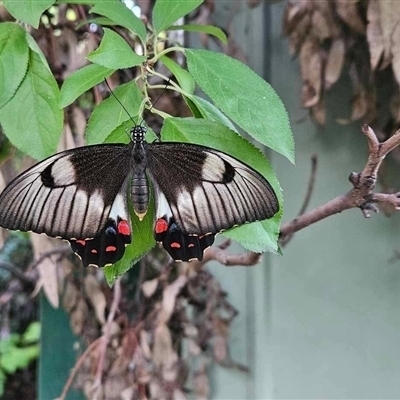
{"left": 191, "top": 243, "right": 261, "bottom": 271}
{"left": 57, "top": 338, "right": 102, "bottom": 400}
{"left": 281, "top": 154, "right": 318, "bottom": 247}
{"left": 298, "top": 154, "right": 318, "bottom": 216}
{"left": 29, "top": 245, "right": 71, "bottom": 270}
{"left": 0, "top": 261, "right": 35, "bottom": 284}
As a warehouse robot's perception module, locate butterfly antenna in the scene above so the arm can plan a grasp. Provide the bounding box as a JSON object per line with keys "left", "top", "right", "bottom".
{"left": 104, "top": 79, "right": 136, "bottom": 127}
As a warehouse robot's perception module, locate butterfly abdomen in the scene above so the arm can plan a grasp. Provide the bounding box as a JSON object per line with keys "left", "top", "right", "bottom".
{"left": 131, "top": 171, "right": 149, "bottom": 218}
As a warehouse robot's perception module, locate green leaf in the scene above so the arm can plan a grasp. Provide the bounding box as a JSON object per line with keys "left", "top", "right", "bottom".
{"left": 85, "top": 80, "right": 143, "bottom": 144}
{"left": 161, "top": 117, "right": 282, "bottom": 252}
{"left": 91, "top": 1, "right": 146, "bottom": 44}
{"left": 185, "top": 94, "right": 237, "bottom": 131}
{"left": 160, "top": 55, "right": 195, "bottom": 95}
{"left": 0, "top": 345, "right": 39, "bottom": 373}
{"left": 185, "top": 49, "right": 295, "bottom": 163}
{"left": 87, "top": 28, "right": 145, "bottom": 69}
{"left": 21, "top": 322, "right": 41, "bottom": 344}
{"left": 76, "top": 17, "right": 115, "bottom": 30}
{"left": 0, "top": 49, "right": 63, "bottom": 160}
{"left": 104, "top": 204, "right": 156, "bottom": 286}
{"left": 60, "top": 64, "right": 114, "bottom": 108}
{"left": 152, "top": 0, "right": 203, "bottom": 35}
{"left": 57, "top": 0, "right": 96, "bottom": 4}
{"left": 25, "top": 32, "right": 50, "bottom": 69}
{"left": 169, "top": 24, "right": 227, "bottom": 44}
{"left": 3, "top": 0, "right": 56, "bottom": 28}
{"left": 0, "top": 335, "right": 19, "bottom": 354}
{"left": 0, "top": 23, "right": 29, "bottom": 110}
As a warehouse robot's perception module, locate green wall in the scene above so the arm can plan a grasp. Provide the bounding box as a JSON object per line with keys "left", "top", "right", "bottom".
{"left": 210, "top": 1, "right": 400, "bottom": 399}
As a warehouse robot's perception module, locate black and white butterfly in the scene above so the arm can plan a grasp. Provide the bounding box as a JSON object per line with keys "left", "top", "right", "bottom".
{"left": 0, "top": 124, "right": 279, "bottom": 267}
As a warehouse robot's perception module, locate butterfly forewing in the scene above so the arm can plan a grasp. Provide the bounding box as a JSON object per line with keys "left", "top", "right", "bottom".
{"left": 0, "top": 144, "right": 132, "bottom": 239}
{"left": 146, "top": 142, "right": 279, "bottom": 236}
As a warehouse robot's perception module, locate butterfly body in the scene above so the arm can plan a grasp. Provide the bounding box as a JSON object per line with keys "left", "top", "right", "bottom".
{"left": 0, "top": 125, "right": 279, "bottom": 267}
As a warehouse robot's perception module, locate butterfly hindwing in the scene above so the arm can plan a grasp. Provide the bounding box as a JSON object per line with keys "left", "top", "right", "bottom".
{"left": 154, "top": 216, "right": 215, "bottom": 261}
{"left": 153, "top": 185, "right": 215, "bottom": 261}
{"left": 0, "top": 144, "right": 132, "bottom": 239}
{"left": 146, "top": 142, "right": 279, "bottom": 236}
{"left": 69, "top": 189, "right": 132, "bottom": 267}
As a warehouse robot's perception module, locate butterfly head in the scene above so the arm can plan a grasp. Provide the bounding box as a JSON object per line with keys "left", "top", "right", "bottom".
{"left": 130, "top": 125, "right": 147, "bottom": 144}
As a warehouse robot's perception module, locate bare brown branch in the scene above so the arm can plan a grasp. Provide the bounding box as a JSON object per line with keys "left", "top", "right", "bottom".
{"left": 191, "top": 241, "right": 262, "bottom": 271}
{"left": 280, "top": 125, "right": 400, "bottom": 240}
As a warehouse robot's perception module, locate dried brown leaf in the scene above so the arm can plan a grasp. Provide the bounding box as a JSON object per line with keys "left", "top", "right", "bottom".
{"left": 313, "top": 1, "right": 341, "bottom": 38}
{"left": 283, "top": 1, "right": 311, "bottom": 54}
{"left": 378, "top": 0, "right": 400, "bottom": 68}
{"left": 103, "top": 373, "right": 130, "bottom": 400}
{"left": 173, "top": 389, "right": 188, "bottom": 400}
{"left": 159, "top": 275, "right": 187, "bottom": 324}
{"left": 193, "top": 366, "right": 210, "bottom": 400}
{"left": 367, "top": 0, "right": 388, "bottom": 70}
{"left": 142, "top": 278, "right": 159, "bottom": 298}
{"left": 213, "top": 335, "right": 227, "bottom": 363}
{"left": 335, "top": 0, "right": 365, "bottom": 34}
{"left": 183, "top": 324, "right": 198, "bottom": 338}
{"left": 120, "top": 386, "right": 135, "bottom": 400}
{"left": 299, "top": 38, "right": 322, "bottom": 107}
{"left": 351, "top": 89, "right": 376, "bottom": 123}
{"left": 188, "top": 338, "right": 201, "bottom": 356}
{"left": 391, "top": 20, "right": 400, "bottom": 85}
{"left": 70, "top": 298, "right": 89, "bottom": 335}
{"left": 351, "top": 88, "right": 368, "bottom": 121}
{"left": 121, "top": 329, "right": 139, "bottom": 360}
{"left": 283, "top": 1, "right": 310, "bottom": 36}
{"left": 62, "top": 281, "right": 80, "bottom": 312}
{"left": 310, "top": 10, "right": 333, "bottom": 41}
{"left": 31, "top": 234, "right": 59, "bottom": 308}
{"left": 310, "top": 100, "right": 326, "bottom": 125}
{"left": 149, "top": 381, "right": 166, "bottom": 400}
{"left": 84, "top": 274, "right": 106, "bottom": 324}
{"left": 152, "top": 324, "right": 177, "bottom": 370}
{"left": 325, "top": 38, "right": 345, "bottom": 89}
{"left": 140, "top": 330, "right": 152, "bottom": 360}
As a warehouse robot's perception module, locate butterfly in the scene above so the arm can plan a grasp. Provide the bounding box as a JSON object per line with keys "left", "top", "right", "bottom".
{"left": 0, "top": 124, "right": 279, "bottom": 268}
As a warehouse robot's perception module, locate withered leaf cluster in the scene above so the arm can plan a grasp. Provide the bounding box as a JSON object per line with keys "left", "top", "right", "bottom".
{"left": 59, "top": 259, "right": 241, "bottom": 400}
{"left": 283, "top": 0, "right": 400, "bottom": 131}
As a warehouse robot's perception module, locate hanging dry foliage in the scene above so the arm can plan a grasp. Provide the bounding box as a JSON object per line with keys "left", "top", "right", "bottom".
{"left": 283, "top": 0, "right": 400, "bottom": 131}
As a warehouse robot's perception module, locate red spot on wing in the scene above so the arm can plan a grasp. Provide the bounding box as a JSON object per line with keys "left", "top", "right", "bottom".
{"left": 106, "top": 245, "right": 117, "bottom": 252}
{"left": 170, "top": 242, "right": 181, "bottom": 249}
{"left": 155, "top": 218, "right": 169, "bottom": 234}
{"left": 91, "top": 249, "right": 98, "bottom": 254}
{"left": 188, "top": 243, "right": 194, "bottom": 248}
{"left": 118, "top": 220, "right": 130, "bottom": 236}
{"left": 76, "top": 240, "right": 86, "bottom": 246}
